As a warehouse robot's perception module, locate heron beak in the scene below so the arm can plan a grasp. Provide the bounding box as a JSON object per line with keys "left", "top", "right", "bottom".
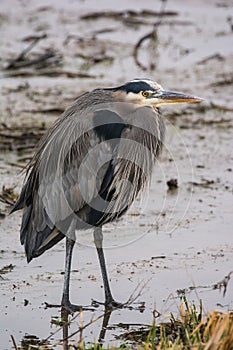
{"left": 153, "top": 90, "right": 203, "bottom": 105}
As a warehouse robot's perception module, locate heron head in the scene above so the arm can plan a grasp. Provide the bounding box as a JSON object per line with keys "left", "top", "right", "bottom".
{"left": 111, "top": 79, "right": 203, "bottom": 107}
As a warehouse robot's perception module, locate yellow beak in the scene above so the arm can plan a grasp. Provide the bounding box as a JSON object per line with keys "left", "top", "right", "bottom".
{"left": 155, "top": 90, "right": 203, "bottom": 105}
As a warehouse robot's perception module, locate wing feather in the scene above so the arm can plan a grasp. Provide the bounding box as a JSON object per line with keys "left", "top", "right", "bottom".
{"left": 12, "top": 94, "right": 127, "bottom": 260}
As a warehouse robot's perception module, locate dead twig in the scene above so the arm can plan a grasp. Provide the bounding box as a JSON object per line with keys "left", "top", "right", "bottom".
{"left": 10, "top": 335, "right": 19, "bottom": 350}
{"left": 133, "top": 0, "right": 168, "bottom": 70}
{"left": 22, "top": 33, "right": 47, "bottom": 42}
{"left": 197, "top": 53, "right": 224, "bottom": 65}
{"left": 133, "top": 30, "right": 158, "bottom": 70}
{"left": 213, "top": 271, "right": 233, "bottom": 297}
{"left": 64, "top": 28, "right": 116, "bottom": 45}
{"left": 125, "top": 279, "right": 150, "bottom": 307}
{"left": 5, "top": 50, "right": 62, "bottom": 70}
{"left": 190, "top": 179, "right": 215, "bottom": 189}
{"left": 0, "top": 264, "right": 15, "bottom": 276}
{"left": 5, "top": 34, "right": 47, "bottom": 69}
{"left": 0, "top": 186, "right": 18, "bottom": 206}
{"left": 75, "top": 52, "right": 114, "bottom": 64}
{"left": 80, "top": 9, "right": 177, "bottom": 21}
{"left": 3, "top": 69, "right": 96, "bottom": 78}
{"left": 21, "top": 107, "right": 64, "bottom": 114}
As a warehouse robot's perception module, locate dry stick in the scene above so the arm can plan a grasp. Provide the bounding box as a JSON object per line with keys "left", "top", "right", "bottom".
{"left": 64, "top": 28, "right": 116, "bottom": 45}
{"left": 5, "top": 34, "right": 47, "bottom": 69}
{"left": 7, "top": 51, "right": 59, "bottom": 69}
{"left": 133, "top": 0, "right": 168, "bottom": 70}
{"left": 3, "top": 69, "right": 96, "bottom": 78}
{"left": 214, "top": 270, "right": 233, "bottom": 297}
{"left": 133, "top": 31, "right": 158, "bottom": 71}
{"left": 0, "top": 132, "right": 37, "bottom": 140}
{"left": 126, "top": 278, "right": 151, "bottom": 305}
{"left": 0, "top": 195, "right": 15, "bottom": 206}
{"left": 197, "top": 53, "right": 224, "bottom": 65}
{"left": 10, "top": 335, "right": 19, "bottom": 350}
{"left": 80, "top": 9, "right": 177, "bottom": 20}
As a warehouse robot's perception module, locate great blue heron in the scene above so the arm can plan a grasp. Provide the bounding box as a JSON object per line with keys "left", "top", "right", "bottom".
{"left": 11, "top": 79, "right": 202, "bottom": 312}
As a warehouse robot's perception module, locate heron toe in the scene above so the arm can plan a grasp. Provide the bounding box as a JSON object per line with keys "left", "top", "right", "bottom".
{"left": 92, "top": 298, "right": 124, "bottom": 309}
{"left": 62, "top": 302, "right": 83, "bottom": 314}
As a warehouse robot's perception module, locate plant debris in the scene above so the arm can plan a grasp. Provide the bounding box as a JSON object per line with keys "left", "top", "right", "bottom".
{"left": 19, "top": 334, "right": 50, "bottom": 350}
{"left": 0, "top": 124, "right": 46, "bottom": 152}
{"left": 0, "top": 186, "right": 18, "bottom": 206}
{"left": 197, "top": 53, "right": 225, "bottom": 65}
{"left": 133, "top": 1, "right": 168, "bottom": 70}
{"left": 80, "top": 9, "right": 178, "bottom": 21}
{"left": 191, "top": 179, "right": 215, "bottom": 189}
{"left": 4, "top": 34, "right": 62, "bottom": 71}
{"left": 167, "top": 178, "right": 178, "bottom": 190}
{"left": 0, "top": 264, "right": 15, "bottom": 276}
{"left": 116, "top": 298, "right": 233, "bottom": 349}
{"left": 213, "top": 271, "right": 233, "bottom": 297}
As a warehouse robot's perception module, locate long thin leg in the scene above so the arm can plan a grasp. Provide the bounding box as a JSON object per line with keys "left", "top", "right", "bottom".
{"left": 94, "top": 227, "right": 115, "bottom": 305}
{"left": 61, "top": 237, "right": 89, "bottom": 313}
{"left": 46, "top": 237, "right": 94, "bottom": 312}
{"left": 61, "top": 237, "right": 75, "bottom": 308}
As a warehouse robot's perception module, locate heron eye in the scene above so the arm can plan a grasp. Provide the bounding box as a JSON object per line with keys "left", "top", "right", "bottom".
{"left": 142, "top": 91, "right": 149, "bottom": 97}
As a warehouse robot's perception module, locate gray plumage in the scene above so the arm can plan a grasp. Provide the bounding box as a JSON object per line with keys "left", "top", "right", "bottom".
{"left": 11, "top": 79, "right": 201, "bottom": 311}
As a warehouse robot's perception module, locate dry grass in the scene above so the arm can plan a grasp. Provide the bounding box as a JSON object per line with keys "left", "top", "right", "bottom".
{"left": 143, "top": 297, "right": 233, "bottom": 350}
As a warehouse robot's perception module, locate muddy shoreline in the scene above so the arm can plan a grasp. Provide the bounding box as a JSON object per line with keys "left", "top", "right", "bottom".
{"left": 0, "top": 0, "right": 233, "bottom": 348}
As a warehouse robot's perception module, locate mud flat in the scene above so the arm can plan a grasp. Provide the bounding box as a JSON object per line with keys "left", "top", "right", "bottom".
{"left": 0, "top": 0, "right": 232, "bottom": 348}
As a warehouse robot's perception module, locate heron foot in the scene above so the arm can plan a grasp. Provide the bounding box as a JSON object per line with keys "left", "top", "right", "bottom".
{"left": 44, "top": 302, "right": 63, "bottom": 309}
{"left": 45, "top": 301, "right": 94, "bottom": 313}
{"left": 91, "top": 298, "right": 124, "bottom": 309}
{"left": 62, "top": 301, "right": 83, "bottom": 314}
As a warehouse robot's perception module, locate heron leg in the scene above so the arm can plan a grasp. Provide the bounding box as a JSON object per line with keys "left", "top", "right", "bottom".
{"left": 61, "top": 237, "right": 83, "bottom": 313}
{"left": 45, "top": 237, "right": 94, "bottom": 312}
{"left": 94, "top": 227, "right": 120, "bottom": 307}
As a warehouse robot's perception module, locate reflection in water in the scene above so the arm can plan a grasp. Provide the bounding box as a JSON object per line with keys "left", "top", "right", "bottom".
{"left": 18, "top": 307, "right": 116, "bottom": 349}
{"left": 98, "top": 307, "right": 113, "bottom": 344}
{"left": 61, "top": 307, "right": 69, "bottom": 350}
{"left": 19, "top": 300, "right": 145, "bottom": 348}
{"left": 20, "top": 334, "right": 50, "bottom": 349}
{"left": 61, "top": 306, "right": 113, "bottom": 349}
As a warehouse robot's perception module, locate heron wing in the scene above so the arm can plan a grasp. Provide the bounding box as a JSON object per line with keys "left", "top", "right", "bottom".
{"left": 94, "top": 105, "right": 165, "bottom": 224}
{"left": 12, "top": 97, "right": 127, "bottom": 260}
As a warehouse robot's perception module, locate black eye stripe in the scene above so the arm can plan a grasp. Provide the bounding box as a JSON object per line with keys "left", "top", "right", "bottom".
{"left": 116, "top": 81, "right": 155, "bottom": 94}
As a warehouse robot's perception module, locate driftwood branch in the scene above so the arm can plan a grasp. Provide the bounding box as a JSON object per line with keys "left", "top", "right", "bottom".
{"left": 133, "top": 0, "right": 169, "bottom": 70}
{"left": 5, "top": 34, "right": 47, "bottom": 69}
{"left": 80, "top": 9, "right": 177, "bottom": 21}
{"left": 133, "top": 29, "right": 158, "bottom": 70}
